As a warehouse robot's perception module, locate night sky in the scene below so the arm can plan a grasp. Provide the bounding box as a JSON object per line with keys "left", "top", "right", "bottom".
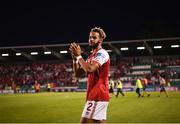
{"left": 1, "top": 1, "right": 180, "bottom": 47}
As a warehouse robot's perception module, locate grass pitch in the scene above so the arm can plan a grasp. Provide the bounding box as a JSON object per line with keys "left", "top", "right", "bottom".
{"left": 0, "top": 91, "right": 180, "bottom": 123}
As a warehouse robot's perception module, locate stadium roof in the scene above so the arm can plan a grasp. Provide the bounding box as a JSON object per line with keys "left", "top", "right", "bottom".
{"left": 0, "top": 37, "right": 180, "bottom": 63}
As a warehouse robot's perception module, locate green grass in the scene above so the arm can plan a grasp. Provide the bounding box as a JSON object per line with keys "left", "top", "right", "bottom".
{"left": 0, "top": 92, "right": 180, "bottom": 123}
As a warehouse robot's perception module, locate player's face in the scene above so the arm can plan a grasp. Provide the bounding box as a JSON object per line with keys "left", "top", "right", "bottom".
{"left": 89, "top": 32, "right": 102, "bottom": 49}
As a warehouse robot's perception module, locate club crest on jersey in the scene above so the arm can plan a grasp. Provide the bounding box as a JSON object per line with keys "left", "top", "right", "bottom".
{"left": 95, "top": 53, "right": 105, "bottom": 60}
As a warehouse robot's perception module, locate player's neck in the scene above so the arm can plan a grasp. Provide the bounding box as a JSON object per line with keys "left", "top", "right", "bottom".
{"left": 92, "top": 45, "right": 102, "bottom": 53}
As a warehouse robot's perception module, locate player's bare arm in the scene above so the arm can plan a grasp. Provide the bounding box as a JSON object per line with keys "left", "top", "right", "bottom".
{"left": 70, "top": 42, "right": 99, "bottom": 73}
{"left": 69, "top": 43, "right": 84, "bottom": 77}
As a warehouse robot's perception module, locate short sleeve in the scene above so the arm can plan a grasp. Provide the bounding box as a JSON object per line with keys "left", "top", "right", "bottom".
{"left": 92, "top": 49, "right": 109, "bottom": 66}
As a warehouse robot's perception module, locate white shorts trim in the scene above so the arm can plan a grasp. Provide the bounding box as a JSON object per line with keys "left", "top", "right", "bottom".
{"left": 81, "top": 101, "right": 109, "bottom": 120}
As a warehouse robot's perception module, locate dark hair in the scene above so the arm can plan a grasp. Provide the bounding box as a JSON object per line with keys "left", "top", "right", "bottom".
{"left": 91, "top": 27, "right": 106, "bottom": 40}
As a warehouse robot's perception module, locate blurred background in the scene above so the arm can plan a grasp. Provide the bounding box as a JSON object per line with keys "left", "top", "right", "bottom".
{"left": 0, "top": 1, "right": 180, "bottom": 123}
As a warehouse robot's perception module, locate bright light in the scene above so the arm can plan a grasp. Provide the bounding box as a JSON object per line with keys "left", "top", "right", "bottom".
{"left": 31, "top": 52, "right": 38, "bottom": 55}
{"left": 154, "top": 46, "right": 162, "bottom": 49}
{"left": 60, "top": 51, "right": 68, "bottom": 53}
{"left": 44, "top": 51, "right": 51, "bottom": 54}
{"left": 2, "top": 53, "right": 9, "bottom": 56}
{"left": 137, "top": 47, "right": 145, "bottom": 50}
{"left": 16, "top": 53, "right": 22, "bottom": 56}
{"left": 120, "top": 47, "right": 128, "bottom": 51}
{"left": 106, "top": 50, "right": 112, "bottom": 52}
{"left": 171, "top": 45, "right": 179, "bottom": 48}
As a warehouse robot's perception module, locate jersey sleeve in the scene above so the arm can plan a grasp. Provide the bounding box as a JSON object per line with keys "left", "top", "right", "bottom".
{"left": 92, "top": 49, "right": 109, "bottom": 66}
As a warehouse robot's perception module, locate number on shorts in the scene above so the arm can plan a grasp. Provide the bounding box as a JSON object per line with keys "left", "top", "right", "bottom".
{"left": 87, "top": 102, "right": 93, "bottom": 111}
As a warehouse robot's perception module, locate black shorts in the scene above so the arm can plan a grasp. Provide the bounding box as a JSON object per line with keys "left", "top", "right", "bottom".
{"left": 160, "top": 85, "right": 166, "bottom": 92}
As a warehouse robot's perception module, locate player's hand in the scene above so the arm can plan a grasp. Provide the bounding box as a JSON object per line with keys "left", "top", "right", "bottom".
{"left": 69, "top": 44, "right": 75, "bottom": 59}
{"left": 69, "top": 42, "right": 82, "bottom": 57}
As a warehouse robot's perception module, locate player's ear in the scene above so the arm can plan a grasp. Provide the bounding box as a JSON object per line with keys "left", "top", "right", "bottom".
{"left": 99, "top": 38, "right": 103, "bottom": 43}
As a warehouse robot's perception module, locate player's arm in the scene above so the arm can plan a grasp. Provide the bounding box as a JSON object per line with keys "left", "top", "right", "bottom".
{"left": 73, "top": 61, "right": 85, "bottom": 78}
{"left": 69, "top": 42, "right": 99, "bottom": 73}
{"left": 70, "top": 50, "right": 85, "bottom": 78}
{"left": 77, "top": 57, "right": 99, "bottom": 73}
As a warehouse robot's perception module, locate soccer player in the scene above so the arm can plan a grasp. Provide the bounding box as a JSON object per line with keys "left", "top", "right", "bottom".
{"left": 69, "top": 27, "right": 110, "bottom": 123}
{"left": 158, "top": 75, "right": 168, "bottom": 97}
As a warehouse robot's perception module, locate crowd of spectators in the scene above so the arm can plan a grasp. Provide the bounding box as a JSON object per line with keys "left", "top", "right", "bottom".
{"left": 0, "top": 62, "right": 77, "bottom": 92}
{"left": 112, "top": 56, "right": 180, "bottom": 85}
{"left": 0, "top": 56, "right": 180, "bottom": 92}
